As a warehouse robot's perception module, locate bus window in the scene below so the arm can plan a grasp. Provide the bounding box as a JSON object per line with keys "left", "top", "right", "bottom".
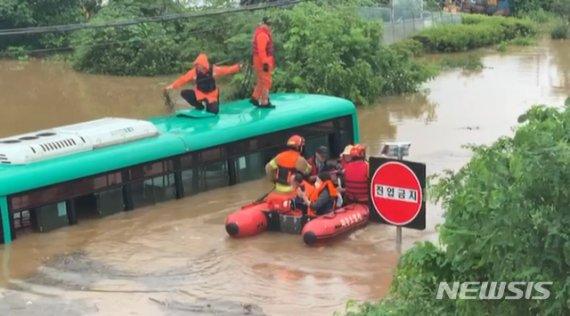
{"left": 304, "top": 134, "right": 331, "bottom": 159}
{"left": 152, "top": 173, "right": 176, "bottom": 203}
{"left": 131, "top": 178, "right": 155, "bottom": 208}
{"left": 336, "top": 116, "right": 354, "bottom": 149}
{"left": 199, "top": 161, "right": 229, "bottom": 191}
{"left": 130, "top": 159, "right": 177, "bottom": 208}
{"left": 34, "top": 202, "right": 69, "bottom": 233}
{"left": 234, "top": 152, "right": 266, "bottom": 183}
{"left": 181, "top": 169, "right": 196, "bottom": 196}
{"left": 200, "top": 147, "right": 225, "bottom": 164}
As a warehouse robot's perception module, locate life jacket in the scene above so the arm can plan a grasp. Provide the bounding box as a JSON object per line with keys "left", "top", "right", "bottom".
{"left": 275, "top": 150, "right": 301, "bottom": 185}
{"left": 267, "top": 191, "right": 296, "bottom": 212}
{"left": 300, "top": 180, "right": 315, "bottom": 198}
{"left": 192, "top": 54, "right": 219, "bottom": 103}
{"left": 252, "top": 25, "right": 274, "bottom": 57}
{"left": 308, "top": 180, "right": 338, "bottom": 216}
{"left": 344, "top": 160, "right": 369, "bottom": 203}
{"left": 196, "top": 67, "right": 216, "bottom": 93}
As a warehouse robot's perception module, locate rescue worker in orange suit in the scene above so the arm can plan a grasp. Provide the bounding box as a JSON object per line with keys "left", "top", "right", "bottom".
{"left": 264, "top": 135, "right": 312, "bottom": 209}
{"left": 165, "top": 53, "right": 242, "bottom": 114}
{"left": 301, "top": 172, "right": 339, "bottom": 216}
{"left": 250, "top": 17, "right": 275, "bottom": 108}
{"left": 343, "top": 144, "right": 370, "bottom": 204}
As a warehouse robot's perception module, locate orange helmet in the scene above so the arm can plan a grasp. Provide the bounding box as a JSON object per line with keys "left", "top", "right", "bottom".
{"left": 287, "top": 135, "right": 305, "bottom": 148}
{"left": 350, "top": 144, "right": 366, "bottom": 158}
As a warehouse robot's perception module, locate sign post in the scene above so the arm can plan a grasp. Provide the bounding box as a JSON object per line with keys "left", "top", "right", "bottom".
{"left": 369, "top": 142, "right": 426, "bottom": 253}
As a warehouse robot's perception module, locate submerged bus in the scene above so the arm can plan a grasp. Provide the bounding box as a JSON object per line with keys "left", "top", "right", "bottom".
{"left": 0, "top": 93, "right": 360, "bottom": 244}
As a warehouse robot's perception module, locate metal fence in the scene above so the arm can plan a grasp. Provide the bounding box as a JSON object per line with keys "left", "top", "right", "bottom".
{"left": 358, "top": 4, "right": 463, "bottom": 45}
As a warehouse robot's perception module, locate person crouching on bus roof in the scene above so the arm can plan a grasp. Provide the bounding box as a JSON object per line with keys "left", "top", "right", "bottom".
{"left": 343, "top": 144, "right": 369, "bottom": 204}
{"left": 301, "top": 172, "right": 339, "bottom": 217}
{"left": 165, "top": 53, "right": 242, "bottom": 114}
{"left": 265, "top": 135, "right": 312, "bottom": 209}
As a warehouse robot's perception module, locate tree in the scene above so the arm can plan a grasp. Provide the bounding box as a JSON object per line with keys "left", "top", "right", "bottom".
{"left": 343, "top": 103, "right": 570, "bottom": 315}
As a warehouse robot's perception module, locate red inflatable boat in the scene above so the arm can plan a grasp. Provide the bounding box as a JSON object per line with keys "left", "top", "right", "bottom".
{"left": 225, "top": 193, "right": 369, "bottom": 245}
{"left": 301, "top": 203, "right": 369, "bottom": 245}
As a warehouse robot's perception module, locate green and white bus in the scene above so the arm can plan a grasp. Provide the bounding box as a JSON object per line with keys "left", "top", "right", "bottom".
{"left": 0, "top": 93, "right": 360, "bottom": 244}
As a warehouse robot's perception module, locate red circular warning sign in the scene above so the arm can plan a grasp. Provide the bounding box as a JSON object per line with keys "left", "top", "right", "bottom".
{"left": 370, "top": 161, "right": 422, "bottom": 226}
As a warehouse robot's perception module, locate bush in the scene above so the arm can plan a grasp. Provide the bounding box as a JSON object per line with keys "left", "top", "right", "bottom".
{"left": 389, "top": 39, "right": 424, "bottom": 57}
{"left": 268, "top": 3, "right": 435, "bottom": 105}
{"left": 413, "top": 15, "right": 536, "bottom": 53}
{"left": 338, "top": 104, "right": 570, "bottom": 315}
{"left": 551, "top": 22, "right": 569, "bottom": 39}
{"left": 71, "top": 0, "right": 187, "bottom": 76}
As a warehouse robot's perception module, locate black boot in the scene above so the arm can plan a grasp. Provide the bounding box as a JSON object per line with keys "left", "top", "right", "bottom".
{"left": 259, "top": 98, "right": 275, "bottom": 108}
{"left": 250, "top": 97, "right": 260, "bottom": 106}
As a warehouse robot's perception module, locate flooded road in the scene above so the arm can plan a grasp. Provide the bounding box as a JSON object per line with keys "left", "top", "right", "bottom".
{"left": 0, "top": 39, "right": 569, "bottom": 315}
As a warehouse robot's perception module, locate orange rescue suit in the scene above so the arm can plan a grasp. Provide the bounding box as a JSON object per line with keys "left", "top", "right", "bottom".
{"left": 170, "top": 54, "right": 241, "bottom": 103}
{"left": 274, "top": 150, "right": 301, "bottom": 186}
{"left": 307, "top": 180, "right": 338, "bottom": 217}
{"left": 251, "top": 25, "right": 274, "bottom": 105}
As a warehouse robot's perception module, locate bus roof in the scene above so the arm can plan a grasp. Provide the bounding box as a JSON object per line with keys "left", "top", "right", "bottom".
{"left": 0, "top": 93, "right": 357, "bottom": 196}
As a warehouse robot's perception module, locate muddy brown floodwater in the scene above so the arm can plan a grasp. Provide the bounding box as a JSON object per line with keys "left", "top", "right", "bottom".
{"left": 0, "top": 39, "right": 569, "bottom": 316}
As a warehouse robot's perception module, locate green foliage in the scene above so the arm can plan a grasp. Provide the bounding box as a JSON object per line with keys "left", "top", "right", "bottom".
{"left": 511, "top": 0, "right": 555, "bottom": 15}
{"left": 496, "top": 41, "right": 508, "bottom": 52}
{"left": 436, "top": 54, "right": 484, "bottom": 71}
{"left": 71, "top": 0, "right": 186, "bottom": 76}
{"left": 413, "top": 15, "right": 536, "bottom": 53}
{"left": 338, "top": 104, "right": 570, "bottom": 315}
{"left": 551, "top": 0, "right": 570, "bottom": 19}
{"left": 70, "top": 1, "right": 434, "bottom": 105}
{"left": 0, "top": 0, "right": 99, "bottom": 52}
{"left": 389, "top": 39, "right": 424, "bottom": 57}
{"left": 268, "top": 2, "right": 434, "bottom": 105}
{"left": 519, "top": 8, "right": 556, "bottom": 23}
{"left": 551, "top": 22, "right": 569, "bottom": 39}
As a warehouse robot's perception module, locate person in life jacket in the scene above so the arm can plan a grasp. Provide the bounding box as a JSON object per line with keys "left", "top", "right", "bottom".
{"left": 265, "top": 135, "right": 312, "bottom": 197}
{"left": 343, "top": 144, "right": 369, "bottom": 204}
{"left": 291, "top": 173, "right": 315, "bottom": 213}
{"left": 165, "top": 53, "right": 242, "bottom": 114}
{"left": 301, "top": 172, "right": 339, "bottom": 217}
{"left": 307, "top": 146, "right": 329, "bottom": 177}
{"left": 250, "top": 17, "right": 275, "bottom": 108}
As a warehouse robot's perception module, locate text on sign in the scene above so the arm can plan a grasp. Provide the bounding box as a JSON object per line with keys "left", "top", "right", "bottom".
{"left": 374, "top": 184, "right": 418, "bottom": 203}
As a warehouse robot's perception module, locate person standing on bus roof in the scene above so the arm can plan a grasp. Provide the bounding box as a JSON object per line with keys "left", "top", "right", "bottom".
{"left": 250, "top": 17, "right": 275, "bottom": 108}
{"left": 343, "top": 144, "right": 370, "bottom": 204}
{"left": 165, "top": 53, "right": 242, "bottom": 114}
